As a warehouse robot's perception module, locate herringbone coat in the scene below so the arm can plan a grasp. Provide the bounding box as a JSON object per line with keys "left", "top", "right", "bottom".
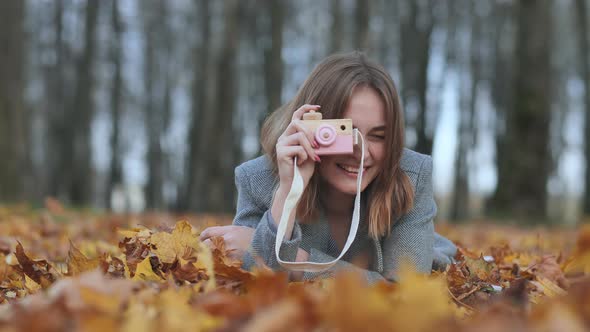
{"left": 234, "top": 148, "right": 457, "bottom": 283}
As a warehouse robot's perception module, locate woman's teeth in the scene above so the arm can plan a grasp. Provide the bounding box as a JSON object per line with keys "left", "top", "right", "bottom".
{"left": 337, "top": 164, "right": 366, "bottom": 173}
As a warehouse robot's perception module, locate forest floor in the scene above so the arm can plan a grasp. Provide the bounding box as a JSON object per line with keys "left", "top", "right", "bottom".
{"left": 0, "top": 199, "right": 588, "bottom": 331}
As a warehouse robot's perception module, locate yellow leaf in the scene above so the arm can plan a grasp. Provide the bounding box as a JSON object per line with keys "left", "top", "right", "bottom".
{"left": 504, "top": 253, "right": 536, "bottom": 267}
{"left": 67, "top": 241, "right": 99, "bottom": 276}
{"left": 132, "top": 256, "right": 163, "bottom": 282}
{"left": 77, "top": 314, "right": 119, "bottom": 332}
{"left": 121, "top": 299, "right": 157, "bottom": 332}
{"left": 318, "top": 265, "right": 458, "bottom": 331}
{"left": 192, "top": 245, "right": 216, "bottom": 292}
{"left": 149, "top": 221, "right": 216, "bottom": 290}
{"left": 242, "top": 298, "right": 304, "bottom": 332}
{"left": 24, "top": 275, "right": 41, "bottom": 293}
{"left": 79, "top": 286, "right": 122, "bottom": 315}
{"left": 389, "top": 264, "right": 458, "bottom": 331}
{"left": 531, "top": 302, "right": 587, "bottom": 332}
{"left": 150, "top": 221, "right": 200, "bottom": 263}
{"left": 157, "top": 288, "right": 223, "bottom": 331}
{"left": 0, "top": 254, "right": 11, "bottom": 281}
{"left": 530, "top": 276, "right": 567, "bottom": 304}
{"left": 321, "top": 272, "right": 397, "bottom": 331}
{"left": 119, "top": 254, "right": 131, "bottom": 279}
{"left": 562, "top": 225, "right": 590, "bottom": 275}
{"left": 563, "top": 252, "right": 590, "bottom": 275}
{"left": 117, "top": 227, "right": 150, "bottom": 239}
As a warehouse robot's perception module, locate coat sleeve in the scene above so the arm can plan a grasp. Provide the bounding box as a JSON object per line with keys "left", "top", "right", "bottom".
{"left": 232, "top": 165, "right": 303, "bottom": 271}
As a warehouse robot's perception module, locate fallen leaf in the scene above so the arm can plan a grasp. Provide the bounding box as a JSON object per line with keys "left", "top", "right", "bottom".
{"left": 150, "top": 220, "right": 200, "bottom": 264}
{"left": 14, "top": 242, "right": 59, "bottom": 288}
{"left": 67, "top": 241, "right": 100, "bottom": 276}
{"left": 132, "top": 256, "right": 163, "bottom": 282}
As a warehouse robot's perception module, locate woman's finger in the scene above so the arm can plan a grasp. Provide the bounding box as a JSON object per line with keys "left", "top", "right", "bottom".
{"left": 291, "top": 104, "right": 320, "bottom": 122}
{"left": 199, "top": 226, "right": 227, "bottom": 241}
{"left": 280, "top": 132, "right": 318, "bottom": 162}
{"left": 283, "top": 120, "right": 317, "bottom": 149}
{"left": 278, "top": 146, "right": 308, "bottom": 165}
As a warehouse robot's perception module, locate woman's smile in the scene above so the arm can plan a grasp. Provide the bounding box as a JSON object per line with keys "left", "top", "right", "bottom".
{"left": 336, "top": 163, "right": 368, "bottom": 176}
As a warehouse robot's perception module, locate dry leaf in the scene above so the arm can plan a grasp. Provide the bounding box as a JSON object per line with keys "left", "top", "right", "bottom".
{"left": 14, "top": 242, "right": 59, "bottom": 288}
{"left": 132, "top": 256, "right": 163, "bottom": 282}
{"left": 1, "top": 208, "right": 589, "bottom": 331}
{"left": 67, "top": 241, "right": 100, "bottom": 276}
{"left": 150, "top": 220, "right": 200, "bottom": 264}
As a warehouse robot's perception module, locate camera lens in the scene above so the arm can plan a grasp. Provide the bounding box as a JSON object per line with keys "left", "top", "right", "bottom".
{"left": 315, "top": 124, "right": 337, "bottom": 146}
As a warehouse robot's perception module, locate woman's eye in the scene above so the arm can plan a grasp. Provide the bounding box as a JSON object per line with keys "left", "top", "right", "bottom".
{"left": 372, "top": 135, "right": 385, "bottom": 139}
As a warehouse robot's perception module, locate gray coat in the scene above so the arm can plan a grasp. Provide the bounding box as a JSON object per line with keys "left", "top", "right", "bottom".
{"left": 233, "top": 148, "right": 457, "bottom": 284}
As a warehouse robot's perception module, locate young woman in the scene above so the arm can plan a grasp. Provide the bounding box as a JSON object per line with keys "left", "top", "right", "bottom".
{"left": 200, "top": 51, "right": 457, "bottom": 283}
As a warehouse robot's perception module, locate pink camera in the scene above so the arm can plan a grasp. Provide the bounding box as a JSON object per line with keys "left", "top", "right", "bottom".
{"left": 301, "top": 111, "right": 354, "bottom": 155}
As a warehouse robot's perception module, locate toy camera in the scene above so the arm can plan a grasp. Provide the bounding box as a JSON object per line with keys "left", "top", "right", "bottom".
{"left": 301, "top": 111, "right": 354, "bottom": 155}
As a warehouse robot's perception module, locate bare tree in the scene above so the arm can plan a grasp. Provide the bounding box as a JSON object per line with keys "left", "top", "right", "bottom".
{"left": 107, "top": 0, "right": 124, "bottom": 209}
{"left": 489, "top": 0, "right": 552, "bottom": 220}
{"left": 263, "top": 0, "right": 285, "bottom": 117}
{"left": 142, "top": 0, "right": 173, "bottom": 209}
{"left": 486, "top": 1, "right": 515, "bottom": 218}
{"left": 330, "top": 0, "right": 343, "bottom": 54}
{"left": 576, "top": 0, "right": 590, "bottom": 217}
{"left": 68, "top": 0, "right": 100, "bottom": 205}
{"left": 451, "top": 2, "right": 483, "bottom": 221}
{"left": 202, "top": 0, "right": 242, "bottom": 212}
{"left": 354, "top": 0, "right": 370, "bottom": 51}
{"left": 0, "top": 0, "right": 27, "bottom": 202}
{"left": 185, "top": 0, "right": 242, "bottom": 212}
{"left": 184, "top": 0, "right": 211, "bottom": 211}
{"left": 44, "top": 0, "right": 67, "bottom": 201}
{"left": 399, "top": 0, "right": 434, "bottom": 155}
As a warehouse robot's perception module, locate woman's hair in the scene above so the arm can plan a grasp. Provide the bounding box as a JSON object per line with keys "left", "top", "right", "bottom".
{"left": 260, "top": 51, "right": 414, "bottom": 239}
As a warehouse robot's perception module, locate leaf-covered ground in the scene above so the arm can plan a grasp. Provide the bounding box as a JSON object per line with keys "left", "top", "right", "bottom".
{"left": 0, "top": 200, "right": 589, "bottom": 332}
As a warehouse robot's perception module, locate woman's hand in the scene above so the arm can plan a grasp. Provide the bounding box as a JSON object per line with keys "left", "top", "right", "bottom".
{"left": 290, "top": 248, "right": 310, "bottom": 281}
{"left": 276, "top": 104, "right": 322, "bottom": 190}
{"left": 271, "top": 104, "right": 322, "bottom": 240}
{"left": 199, "top": 225, "right": 254, "bottom": 261}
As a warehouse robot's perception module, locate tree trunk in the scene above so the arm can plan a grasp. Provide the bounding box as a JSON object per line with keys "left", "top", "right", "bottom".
{"left": 0, "top": 1, "right": 26, "bottom": 202}
{"left": 69, "top": 0, "right": 99, "bottom": 206}
{"left": 490, "top": 0, "right": 552, "bottom": 221}
{"left": 255, "top": 0, "right": 285, "bottom": 158}
{"left": 330, "top": 0, "right": 342, "bottom": 54}
{"left": 399, "top": 0, "right": 434, "bottom": 155}
{"left": 354, "top": 0, "right": 370, "bottom": 51}
{"left": 576, "top": 0, "right": 590, "bottom": 217}
{"left": 142, "top": 0, "right": 171, "bottom": 210}
{"left": 107, "top": 0, "right": 124, "bottom": 209}
{"left": 486, "top": 1, "right": 515, "bottom": 218}
{"left": 46, "top": 0, "right": 68, "bottom": 200}
{"left": 183, "top": 0, "right": 211, "bottom": 211}
{"left": 196, "top": 0, "right": 242, "bottom": 213}
{"left": 264, "top": 0, "right": 284, "bottom": 116}
{"left": 211, "top": 0, "right": 242, "bottom": 212}
{"left": 451, "top": 5, "right": 481, "bottom": 222}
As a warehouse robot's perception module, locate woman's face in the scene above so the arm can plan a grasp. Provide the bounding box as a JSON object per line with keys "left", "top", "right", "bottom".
{"left": 318, "top": 86, "right": 387, "bottom": 195}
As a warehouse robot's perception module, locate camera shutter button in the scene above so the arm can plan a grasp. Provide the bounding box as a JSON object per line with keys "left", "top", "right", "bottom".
{"left": 315, "top": 124, "right": 337, "bottom": 146}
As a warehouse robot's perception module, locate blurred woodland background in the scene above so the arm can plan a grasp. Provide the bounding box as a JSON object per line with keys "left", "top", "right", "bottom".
{"left": 0, "top": 0, "right": 588, "bottom": 224}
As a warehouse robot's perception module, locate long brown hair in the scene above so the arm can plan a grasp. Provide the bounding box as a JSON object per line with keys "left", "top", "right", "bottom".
{"left": 260, "top": 51, "right": 414, "bottom": 239}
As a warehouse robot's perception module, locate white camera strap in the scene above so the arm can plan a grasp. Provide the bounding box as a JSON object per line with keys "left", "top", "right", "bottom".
{"left": 275, "top": 129, "right": 365, "bottom": 272}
